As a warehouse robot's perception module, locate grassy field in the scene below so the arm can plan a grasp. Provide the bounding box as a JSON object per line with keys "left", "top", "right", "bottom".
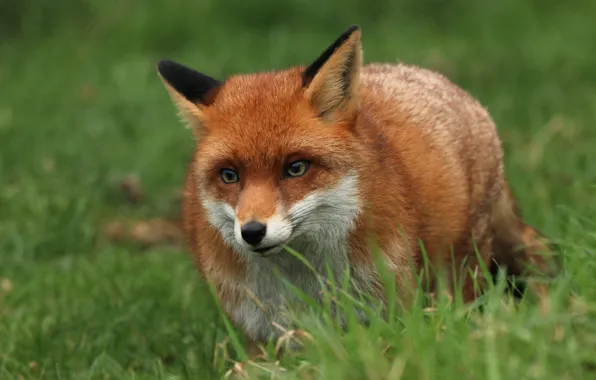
{"left": 1, "top": 0, "right": 596, "bottom": 378}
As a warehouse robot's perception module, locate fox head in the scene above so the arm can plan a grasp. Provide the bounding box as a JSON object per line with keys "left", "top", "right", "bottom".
{"left": 157, "top": 25, "right": 366, "bottom": 258}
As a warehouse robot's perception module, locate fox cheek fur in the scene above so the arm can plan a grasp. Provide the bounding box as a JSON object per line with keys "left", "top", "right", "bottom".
{"left": 157, "top": 24, "right": 557, "bottom": 349}
{"left": 198, "top": 173, "right": 363, "bottom": 259}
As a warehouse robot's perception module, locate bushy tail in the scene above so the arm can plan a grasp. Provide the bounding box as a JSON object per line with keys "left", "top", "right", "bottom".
{"left": 489, "top": 183, "right": 559, "bottom": 312}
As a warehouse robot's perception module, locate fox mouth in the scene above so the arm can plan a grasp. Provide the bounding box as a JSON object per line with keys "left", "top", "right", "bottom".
{"left": 252, "top": 245, "right": 280, "bottom": 256}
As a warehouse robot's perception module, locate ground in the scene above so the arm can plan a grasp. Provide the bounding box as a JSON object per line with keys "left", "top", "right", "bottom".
{"left": 1, "top": 0, "right": 596, "bottom": 379}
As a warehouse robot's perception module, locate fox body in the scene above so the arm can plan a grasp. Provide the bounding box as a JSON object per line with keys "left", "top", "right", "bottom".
{"left": 157, "top": 25, "right": 554, "bottom": 350}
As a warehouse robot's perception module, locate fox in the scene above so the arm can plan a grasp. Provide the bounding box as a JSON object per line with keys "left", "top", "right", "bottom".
{"left": 156, "top": 25, "right": 556, "bottom": 355}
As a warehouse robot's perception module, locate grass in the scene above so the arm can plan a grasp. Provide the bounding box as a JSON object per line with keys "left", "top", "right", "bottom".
{"left": 1, "top": 0, "right": 596, "bottom": 378}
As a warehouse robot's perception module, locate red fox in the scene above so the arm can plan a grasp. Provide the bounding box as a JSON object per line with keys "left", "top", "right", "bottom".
{"left": 157, "top": 25, "right": 556, "bottom": 353}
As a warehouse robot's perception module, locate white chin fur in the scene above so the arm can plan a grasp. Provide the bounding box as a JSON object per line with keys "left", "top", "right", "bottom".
{"left": 201, "top": 173, "right": 362, "bottom": 257}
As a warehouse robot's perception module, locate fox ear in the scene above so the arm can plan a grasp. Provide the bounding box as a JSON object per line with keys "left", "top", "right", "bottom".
{"left": 157, "top": 59, "right": 222, "bottom": 130}
{"left": 302, "top": 25, "right": 362, "bottom": 122}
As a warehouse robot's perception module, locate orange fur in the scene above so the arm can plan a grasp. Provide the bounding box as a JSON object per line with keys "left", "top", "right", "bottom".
{"left": 158, "top": 25, "right": 556, "bottom": 351}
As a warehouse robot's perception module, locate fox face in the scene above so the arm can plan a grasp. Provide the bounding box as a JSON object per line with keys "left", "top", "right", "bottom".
{"left": 158, "top": 26, "right": 366, "bottom": 259}
{"left": 196, "top": 99, "right": 364, "bottom": 257}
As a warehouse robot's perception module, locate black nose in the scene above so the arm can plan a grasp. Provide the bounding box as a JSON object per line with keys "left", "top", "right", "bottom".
{"left": 240, "top": 221, "right": 267, "bottom": 245}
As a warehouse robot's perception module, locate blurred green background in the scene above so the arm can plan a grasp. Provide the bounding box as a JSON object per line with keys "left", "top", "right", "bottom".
{"left": 1, "top": 0, "right": 595, "bottom": 378}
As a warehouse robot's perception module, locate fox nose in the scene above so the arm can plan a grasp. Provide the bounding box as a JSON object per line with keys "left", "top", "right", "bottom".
{"left": 240, "top": 221, "right": 267, "bottom": 246}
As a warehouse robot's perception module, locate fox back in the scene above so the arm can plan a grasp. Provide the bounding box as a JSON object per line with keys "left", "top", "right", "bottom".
{"left": 157, "top": 25, "right": 554, "bottom": 349}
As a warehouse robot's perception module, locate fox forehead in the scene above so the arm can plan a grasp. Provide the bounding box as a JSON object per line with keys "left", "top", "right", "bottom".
{"left": 196, "top": 123, "right": 356, "bottom": 174}
{"left": 194, "top": 74, "right": 357, "bottom": 169}
{"left": 204, "top": 69, "right": 307, "bottom": 125}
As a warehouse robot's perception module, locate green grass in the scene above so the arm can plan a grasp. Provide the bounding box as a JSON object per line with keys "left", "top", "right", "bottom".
{"left": 1, "top": 0, "right": 596, "bottom": 378}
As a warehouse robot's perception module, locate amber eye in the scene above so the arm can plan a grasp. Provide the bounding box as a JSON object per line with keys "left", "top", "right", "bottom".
{"left": 220, "top": 169, "right": 239, "bottom": 184}
{"left": 284, "top": 160, "right": 310, "bottom": 178}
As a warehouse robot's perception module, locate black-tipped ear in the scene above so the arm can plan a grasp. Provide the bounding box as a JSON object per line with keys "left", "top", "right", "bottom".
{"left": 302, "top": 25, "right": 360, "bottom": 88}
{"left": 157, "top": 59, "right": 222, "bottom": 106}
{"left": 301, "top": 25, "right": 362, "bottom": 121}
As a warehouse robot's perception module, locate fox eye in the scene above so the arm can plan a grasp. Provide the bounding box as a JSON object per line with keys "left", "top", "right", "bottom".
{"left": 220, "top": 168, "right": 239, "bottom": 184}
{"left": 284, "top": 160, "right": 310, "bottom": 178}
